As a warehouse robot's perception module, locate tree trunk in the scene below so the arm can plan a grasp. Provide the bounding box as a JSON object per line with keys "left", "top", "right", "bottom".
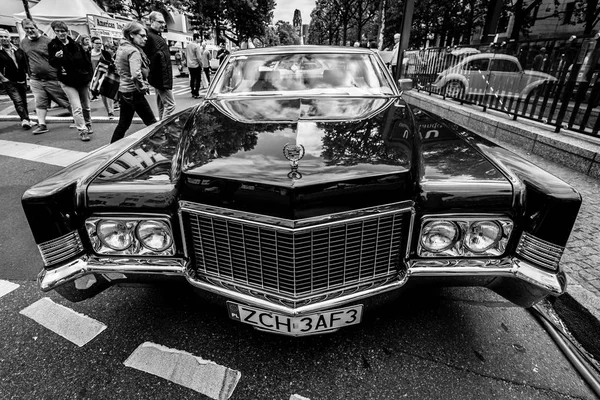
{"left": 377, "top": 0, "right": 386, "bottom": 50}
{"left": 585, "top": 0, "right": 599, "bottom": 34}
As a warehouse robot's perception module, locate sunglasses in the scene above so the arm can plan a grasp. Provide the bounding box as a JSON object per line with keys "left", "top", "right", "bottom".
{"left": 135, "top": 33, "right": 148, "bottom": 38}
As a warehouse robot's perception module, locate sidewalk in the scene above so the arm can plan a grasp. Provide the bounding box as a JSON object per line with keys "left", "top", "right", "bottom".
{"left": 405, "top": 91, "right": 600, "bottom": 325}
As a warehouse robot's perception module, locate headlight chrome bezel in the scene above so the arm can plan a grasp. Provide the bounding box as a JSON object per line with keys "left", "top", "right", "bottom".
{"left": 418, "top": 216, "right": 513, "bottom": 257}
{"left": 86, "top": 216, "right": 175, "bottom": 256}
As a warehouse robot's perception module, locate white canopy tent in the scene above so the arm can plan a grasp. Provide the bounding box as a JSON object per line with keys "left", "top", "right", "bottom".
{"left": 13, "top": 0, "right": 108, "bottom": 39}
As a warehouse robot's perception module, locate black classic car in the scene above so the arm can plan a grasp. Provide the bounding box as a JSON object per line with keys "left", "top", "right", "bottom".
{"left": 22, "top": 46, "right": 581, "bottom": 336}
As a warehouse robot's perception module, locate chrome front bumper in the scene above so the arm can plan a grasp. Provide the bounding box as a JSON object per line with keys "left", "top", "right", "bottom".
{"left": 39, "top": 255, "right": 567, "bottom": 315}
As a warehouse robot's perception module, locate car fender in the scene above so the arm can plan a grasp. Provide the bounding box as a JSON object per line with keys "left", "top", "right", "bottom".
{"left": 435, "top": 73, "right": 469, "bottom": 91}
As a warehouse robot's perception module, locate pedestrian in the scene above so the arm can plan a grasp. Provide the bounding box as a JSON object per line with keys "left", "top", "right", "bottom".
{"left": 532, "top": 47, "right": 547, "bottom": 72}
{"left": 390, "top": 33, "right": 401, "bottom": 78}
{"left": 48, "top": 21, "right": 94, "bottom": 141}
{"left": 78, "top": 35, "right": 91, "bottom": 52}
{"left": 185, "top": 33, "right": 202, "bottom": 98}
{"left": 20, "top": 19, "right": 73, "bottom": 135}
{"left": 89, "top": 36, "right": 115, "bottom": 118}
{"left": 143, "top": 11, "right": 175, "bottom": 120}
{"left": 0, "top": 28, "right": 33, "bottom": 130}
{"left": 200, "top": 42, "right": 212, "bottom": 86}
{"left": 216, "top": 42, "right": 229, "bottom": 64}
{"left": 110, "top": 22, "right": 157, "bottom": 143}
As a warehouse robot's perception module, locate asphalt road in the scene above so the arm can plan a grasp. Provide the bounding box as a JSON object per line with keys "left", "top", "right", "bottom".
{"left": 0, "top": 118, "right": 597, "bottom": 398}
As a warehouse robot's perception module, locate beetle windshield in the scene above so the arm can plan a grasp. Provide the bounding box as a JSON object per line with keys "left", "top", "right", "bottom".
{"left": 212, "top": 52, "right": 395, "bottom": 96}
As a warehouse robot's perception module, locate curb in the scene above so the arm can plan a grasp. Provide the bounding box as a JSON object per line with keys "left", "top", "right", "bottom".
{"left": 0, "top": 115, "right": 144, "bottom": 124}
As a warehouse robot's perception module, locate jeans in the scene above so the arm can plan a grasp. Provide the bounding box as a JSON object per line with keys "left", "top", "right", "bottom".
{"left": 30, "top": 79, "right": 71, "bottom": 110}
{"left": 110, "top": 91, "right": 157, "bottom": 143}
{"left": 188, "top": 67, "right": 201, "bottom": 96}
{"left": 101, "top": 95, "right": 114, "bottom": 115}
{"left": 155, "top": 88, "right": 176, "bottom": 120}
{"left": 60, "top": 83, "right": 91, "bottom": 130}
{"left": 2, "top": 81, "right": 29, "bottom": 121}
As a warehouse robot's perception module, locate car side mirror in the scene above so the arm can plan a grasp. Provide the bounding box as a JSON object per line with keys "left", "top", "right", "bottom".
{"left": 398, "top": 78, "right": 413, "bottom": 92}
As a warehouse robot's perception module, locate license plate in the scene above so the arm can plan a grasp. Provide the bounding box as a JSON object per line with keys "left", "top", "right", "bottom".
{"left": 227, "top": 302, "right": 363, "bottom": 335}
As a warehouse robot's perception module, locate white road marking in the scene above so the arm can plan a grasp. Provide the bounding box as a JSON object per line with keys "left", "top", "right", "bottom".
{"left": 20, "top": 297, "right": 107, "bottom": 347}
{"left": 289, "top": 395, "right": 311, "bottom": 400}
{"left": 0, "top": 280, "right": 19, "bottom": 298}
{"left": 0, "top": 140, "right": 87, "bottom": 167}
{"left": 124, "top": 341, "right": 241, "bottom": 400}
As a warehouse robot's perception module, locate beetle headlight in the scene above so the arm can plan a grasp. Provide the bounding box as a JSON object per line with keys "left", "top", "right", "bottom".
{"left": 97, "top": 220, "right": 134, "bottom": 250}
{"left": 464, "top": 221, "right": 501, "bottom": 253}
{"left": 86, "top": 217, "right": 175, "bottom": 256}
{"left": 420, "top": 221, "right": 459, "bottom": 252}
{"left": 418, "top": 217, "right": 512, "bottom": 257}
{"left": 136, "top": 220, "right": 173, "bottom": 251}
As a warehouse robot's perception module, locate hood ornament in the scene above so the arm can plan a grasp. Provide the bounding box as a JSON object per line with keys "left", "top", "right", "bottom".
{"left": 283, "top": 143, "right": 305, "bottom": 179}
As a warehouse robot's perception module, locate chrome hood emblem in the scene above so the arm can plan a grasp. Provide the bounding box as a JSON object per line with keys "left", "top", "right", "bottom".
{"left": 283, "top": 143, "right": 305, "bottom": 179}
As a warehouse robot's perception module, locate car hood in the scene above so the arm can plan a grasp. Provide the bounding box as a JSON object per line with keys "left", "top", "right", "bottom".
{"left": 86, "top": 98, "right": 514, "bottom": 218}
{"left": 179, "top": 97, "right": 413, "bottom": 188}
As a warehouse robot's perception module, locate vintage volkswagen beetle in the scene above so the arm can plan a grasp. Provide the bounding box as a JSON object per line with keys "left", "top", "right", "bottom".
{"left": 22, "top": 46, "right": 581, "bottom": 336}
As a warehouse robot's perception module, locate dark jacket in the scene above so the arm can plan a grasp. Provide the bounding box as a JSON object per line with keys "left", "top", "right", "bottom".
{"left": 48, "top": 37, "right": 93, "bottom": 87}
{"left": 143, "top": 27, "right": 172, "bottom": 90}
{"left": 0, "top": 46, "right": 28, "bottom": 82}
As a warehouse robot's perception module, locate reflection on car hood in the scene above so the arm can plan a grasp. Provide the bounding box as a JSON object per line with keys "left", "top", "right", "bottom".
{"left": 180, "top": 97, "right": 413, "bottom": 188}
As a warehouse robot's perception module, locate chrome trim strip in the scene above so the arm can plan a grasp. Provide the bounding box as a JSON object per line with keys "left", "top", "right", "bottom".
{"left": 38, "top": 231, "right": 84, "bottom": 267}
{"left": 516, "top": 232, "right": 563, "bottom": 270}
{"left": 179, "top": 201, "right": 414, "bottom": 231}
{"left": 184, "top": 271, "right": 409, "bottom": 316}
{"left": 38, "top": 255, "right": 186, "bottom": 292}
{"left": 408, "top": 258, "right": 565, "bottom": 295}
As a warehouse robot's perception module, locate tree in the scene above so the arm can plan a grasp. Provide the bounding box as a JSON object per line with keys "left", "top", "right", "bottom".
{"left": 275, "top": 21, "right": 301, "bottom": 45}
{"left": 96, "top": 0, "right": 187, "bottom": 20}
{"left": 190, "top": 0, "right": 275, "bottom": 46}
{"left": 573, "top": 0, "right": 600, "bottom": 34}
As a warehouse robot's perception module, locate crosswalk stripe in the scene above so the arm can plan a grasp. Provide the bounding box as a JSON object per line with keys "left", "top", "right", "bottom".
{"left": 124, "top": 341, "right": 241, "bottom": 400}
{"left": 20, "top": 297, "right": 107, "bottom": 347}
{"left": 0, "top": 280, "right": 19, "bottom": 298}
{"left": 0, "top": 140, "right": 87, "bottom": 167}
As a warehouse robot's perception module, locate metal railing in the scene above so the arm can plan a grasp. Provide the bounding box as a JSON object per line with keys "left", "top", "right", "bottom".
{"left": 399, "top": 38, "right": 600, "bottom": 138}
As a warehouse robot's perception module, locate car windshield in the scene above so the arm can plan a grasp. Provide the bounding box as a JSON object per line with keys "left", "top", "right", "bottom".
{"left": 212, "top": 52, "right": 395, "bottom": 96}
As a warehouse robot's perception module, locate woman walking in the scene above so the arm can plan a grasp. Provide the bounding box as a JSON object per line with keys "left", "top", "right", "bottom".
{"left": 48, "top": 21, "right": 94, "bottom": 141}
{"left": 110, "top": 21, "right": 157, "bottom": 143}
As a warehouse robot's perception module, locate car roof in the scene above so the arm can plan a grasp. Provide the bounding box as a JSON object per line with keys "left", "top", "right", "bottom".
{"left": 460, "top": 53, "right": 518, "bottom": 62}
{"left": 232, "top": 45, "right": 377, "bottom": 56}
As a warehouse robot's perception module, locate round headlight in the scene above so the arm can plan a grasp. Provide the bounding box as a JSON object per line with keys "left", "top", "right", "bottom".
{"left": 421, "top": 221, "right": 459, "bottom": 252}
{"left": 97, "top": 220, "right": 134, "bottom": 250}
{"left": 464, "top": 221, "right": 502, "bottom": 253}
{"left": 136, "top": 220, "right": 173, "bottom": 251}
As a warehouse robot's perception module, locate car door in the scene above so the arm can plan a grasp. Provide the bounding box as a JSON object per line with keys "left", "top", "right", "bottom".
{"left": 488, "top": 58, "right": 523, "bottom": 97}
{"left": 462, "top": 58, "right": 490, "bottom": 94}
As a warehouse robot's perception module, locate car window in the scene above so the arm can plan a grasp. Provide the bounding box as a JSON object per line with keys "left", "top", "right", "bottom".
{"left": 212, "top": 53, "right": 395, "bottom": 96}
{"left": 464, "top": 58, "right": 489, "bottom": 71}
{"left": 490, "top": 59, "right": 520, "bottom": 72}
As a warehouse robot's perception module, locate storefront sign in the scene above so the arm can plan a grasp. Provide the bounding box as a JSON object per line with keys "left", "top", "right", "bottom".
{"left": 87, "top": 14, "right": 129, "bottom": 38}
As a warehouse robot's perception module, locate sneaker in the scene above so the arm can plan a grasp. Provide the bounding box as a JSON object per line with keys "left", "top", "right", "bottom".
{"left": 86, "top": 124, "right": 94, "bottom": 134}
{"left": 108, "top": 113, "right": 115, "bottom": 119}
{"left": 79, "top": 130, "right": 90, "bottom": 142}
{"left": 32, "top": 124, "right": 49, "bottom": 135}
{"left": 21, "top": 120, "right": 31, "bottom": 130}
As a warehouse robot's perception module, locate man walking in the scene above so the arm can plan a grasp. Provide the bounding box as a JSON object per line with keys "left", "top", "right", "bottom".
{"left": 48, "top": 21, "right": 94, "bottom": 141}
{"left": 200, "top": 42, "right": 212, "bottom": 87}
{"left": 185, "top": 33, "right": 202, "bottom": 98}
{"left": 144, "top": 11, "right": 175, "bottom": 119}
{"left": 20, "top": 19, "right": 72, "bottom": 135}
{"left": 0, "top": 29, "right": 33, "bottom": 130}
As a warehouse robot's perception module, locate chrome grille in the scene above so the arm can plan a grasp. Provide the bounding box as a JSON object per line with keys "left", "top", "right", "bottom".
{"left": 182, "top": 205, "right": 409, "bottom": 297}
{"left": 38, "top": 231, "right": 84, "bottom": 267}
{"left": 516, "top": 232, "right": 564, "bottom": 271}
